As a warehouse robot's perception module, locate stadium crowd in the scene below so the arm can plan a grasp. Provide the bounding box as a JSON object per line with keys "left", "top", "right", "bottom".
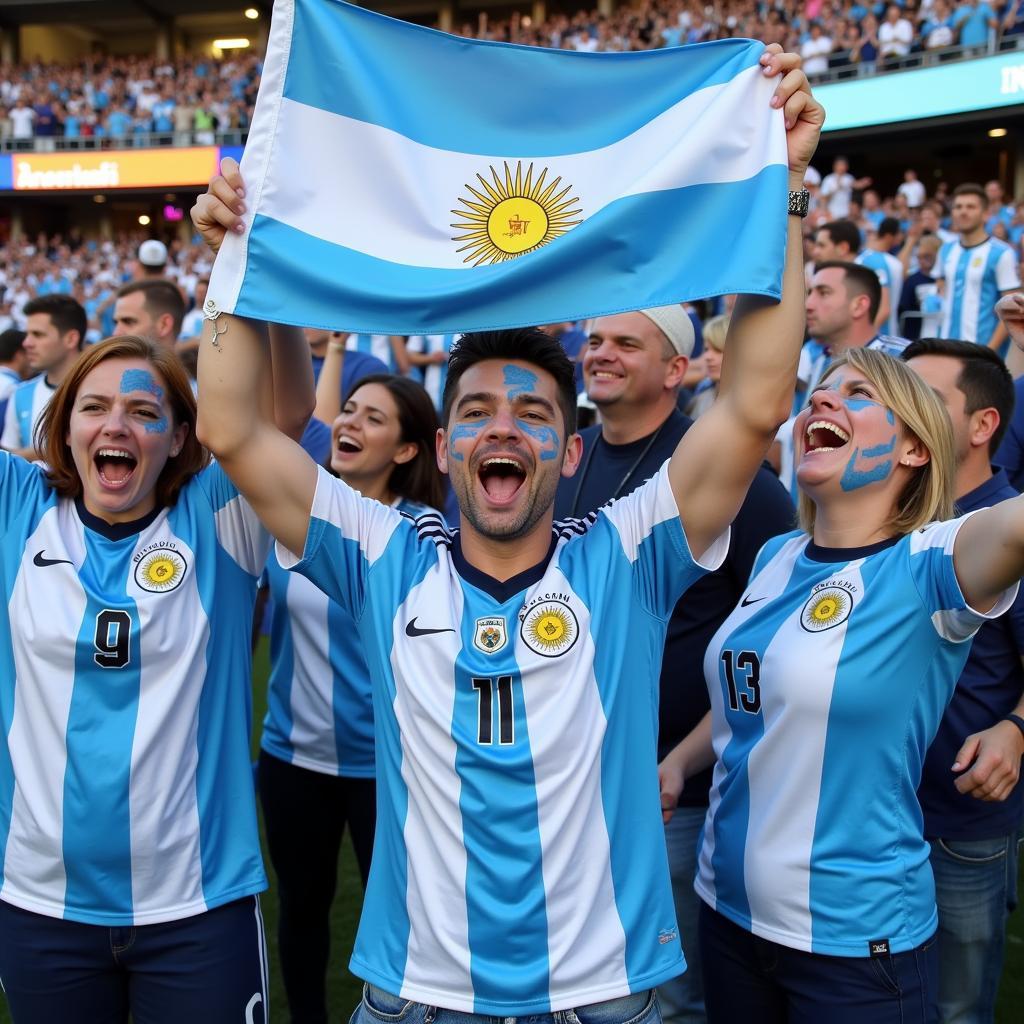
{"left": 0, "top": 0, "right": 1022, "bottom": 147}
{"left": 0, "top": 27, "right": 1023, "bottom": 1024}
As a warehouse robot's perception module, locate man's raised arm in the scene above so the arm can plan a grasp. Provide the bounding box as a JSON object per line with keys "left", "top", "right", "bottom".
{"left": 193, "top": 158, "right": 318, "bottom": 558}
{"left": 669, "top": 49, "right": 822, "bottom": 560}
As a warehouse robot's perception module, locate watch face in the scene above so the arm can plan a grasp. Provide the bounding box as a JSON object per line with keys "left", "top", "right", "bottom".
{"left": 789, "top": 190, "right": 810, "bottom": 217}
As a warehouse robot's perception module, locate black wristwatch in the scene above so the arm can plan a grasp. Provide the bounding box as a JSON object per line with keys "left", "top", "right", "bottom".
{"left": 788, "top": 189, "right": 810, "bottom": 218}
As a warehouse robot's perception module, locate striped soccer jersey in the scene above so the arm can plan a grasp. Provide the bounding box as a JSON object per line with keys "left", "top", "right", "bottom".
{"left": 346, "top": 333, "right": 399, "bottom": 374}
{"left": 405, "top": 334, "right": 456, "bottom": 410}
{"left": 0, "top": 453, "right": 269, "bottom": 926}
{"left": 1, "top": 375, "right": 55, "bottom": 450}
{"left": 261, "top": 496, "right": 434, "bottom": 777}
{"left": 936, "top": 236, "right": 1020, "bottom": 345}
{"left": 856, "top": 249, "right": 904, "bottom": 337}
{"left": 280, "top": 462, "right": 729, "bottom": 1014}
{"left": 696, "top": 521, "right": 1016, "bottom": 957}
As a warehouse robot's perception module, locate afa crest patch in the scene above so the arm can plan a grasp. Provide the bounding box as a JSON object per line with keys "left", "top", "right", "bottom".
{"left": 800, "top": 586, "right": 853, "bottom": 632}
{"left": 520, "top": 601, "right": 579, "bottom": 658}
{"left": 134, "top": 547, "right": 187, "bottom": 594}
{"left": 474, "top": 617, "right": 507, "bottom": 654}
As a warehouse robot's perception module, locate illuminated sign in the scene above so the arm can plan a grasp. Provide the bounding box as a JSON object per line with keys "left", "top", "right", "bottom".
{"left": 10, "top": 147, "right": 221, "bottom": 191}
{"left": 818, "top": 51, "right": 1024, "bottom": 132}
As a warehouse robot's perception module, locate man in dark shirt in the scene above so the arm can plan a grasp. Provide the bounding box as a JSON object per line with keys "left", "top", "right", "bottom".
{"left": 554, "top": 305, "right": 794, "bottom": 1024}
{"left": 904, "top": 338, "right": 1024, "bottom": 1024}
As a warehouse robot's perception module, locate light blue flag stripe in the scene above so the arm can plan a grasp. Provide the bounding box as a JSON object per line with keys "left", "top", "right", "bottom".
{"left": 286, "top": 0, "right": 765, "bottom": 157}
{"left": 232, "top": 167, "right": 787, "bottom": 335}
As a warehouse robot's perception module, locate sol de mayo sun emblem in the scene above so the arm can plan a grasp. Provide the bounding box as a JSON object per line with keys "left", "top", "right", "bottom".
{"left": 520, "top": 600, "right": 579, "bottom": 658}
{"left": 800, "top": 586, "right": 854, "bottom": 633}
{"left": 451, "top": 161, "right": 582, "bottom": 266}
{"left": 134, "top": 546, "right": 188, "bottom": 594}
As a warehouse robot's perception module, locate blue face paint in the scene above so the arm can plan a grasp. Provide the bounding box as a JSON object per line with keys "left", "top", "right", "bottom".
{"left": 841, "top": 396, "right": 879, "bottom": 413}
{"left": 447, "top": 421, "right": 486, "bottom": 461}
{"left": 503, "top": 364, "right": 538, "bottom": 400}
{"left": 886, "top": 408, "right": 895, "bottom": 425}
{"left": 120, "top": 368, "right": 168, "bottom": 434}
{"left": 861, "top": 437, "right": 897, "bottom": 459}
{"left": 840, "top": 433, "right": 897, "bottom": 491}
{"left": 517, "top": 419, "right": 560, "bottom": 461}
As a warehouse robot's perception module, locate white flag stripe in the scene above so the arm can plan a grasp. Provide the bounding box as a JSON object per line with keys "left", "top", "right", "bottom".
{"left": 256, "top": 64, "right": 782, "bottom": 272}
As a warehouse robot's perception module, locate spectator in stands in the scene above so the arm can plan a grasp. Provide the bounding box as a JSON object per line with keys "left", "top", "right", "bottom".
{"left": 113, "top": 279, "right": 185, "bottom": 351}
{"left": 812, "top": 218, "right": 861, "bottom": 264}
{"left": 898, "top": 168, "right": 927, "bottom": 210}
{"left": 686, "top": 314, "right": 728, "bottom": 419}
{"left": 801, "top": 21, "right": 835, "bottom": 77}
{"left": 862, "top": 188, "right": 886, "bottom": 231}
{"left": 954, "top": 0, "right": 998, "bottom": 47}
{"left": 406, "top": 333, "right": 458, "bottom": 411}
{"left": 903, "top": 338, "right": 1024, "bottom": 1024}
{"left": 180, "top": 275, "right": 209, "bottom": 340}
{"left": 898, "top": 235, "right": 942, "bottom": 340}
{"left": 857, "top": 216, "right": 905, "bottom": 336}
{"left": 305, "top": 327, "right": 389, "bottom": 397}
{"left": 935, "top": 182, "right": 1021, "bottom": 351}
{"left": 879, "top": 3, "right": 915, "bottom": 59}
{"left": 985, "top": 179, "right": 1015, "bottom": 233}
{"left": 0, "top": 327, "right": 27, "bottom": 427}
{"left": 554, "top": 306, "right": 794, "bottom": 1024}
{"left": 924, "top": 0, "right": 957, "bottom": 47}
{"left": 820, "top": 157, "right": 872, "bottom": 219}
{"left": 851, "top": 12, "right": 881, "bottom": 71}
{"left": 1, "top": 294, "right": 86, "bottom": 460}
{"left": 136, "top": 239, "right": 168, "bottom": 279}
{"left": 8, "top": 96, "right": 34, "bottom": 142}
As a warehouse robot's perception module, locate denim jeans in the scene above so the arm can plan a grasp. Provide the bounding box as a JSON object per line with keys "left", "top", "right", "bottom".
{"left": 657, "top": 805, "right": 707, "bottom": 1024}
{"left": 929, "top": 831, "right": 1022, "bottom": 1024}
{"left": 699, "top": 903, "right": 937, "bottom": 1024}
{"left": 351, "top": 983, "right": 661, "bottom": 1024}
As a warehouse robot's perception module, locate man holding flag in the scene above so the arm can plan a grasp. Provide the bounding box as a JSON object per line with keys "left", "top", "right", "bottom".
{"left": 193, "top": 9, "right": 822, "bottom": 1021}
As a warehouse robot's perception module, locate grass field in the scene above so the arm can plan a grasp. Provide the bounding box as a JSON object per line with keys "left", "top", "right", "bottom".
{"left": 1, "top": 641, "right": 1021, "bottom": 1021}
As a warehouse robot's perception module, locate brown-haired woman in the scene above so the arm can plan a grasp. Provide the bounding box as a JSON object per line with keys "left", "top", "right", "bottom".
{"left": 0, "top": 331, "right": 310, "bottom": 1023}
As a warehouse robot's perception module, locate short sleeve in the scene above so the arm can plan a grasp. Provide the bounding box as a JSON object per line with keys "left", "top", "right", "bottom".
{"left": 193, "top": 461, "right": 271, "bottom": 577}
{"left": 909, "top": 514, "right": 1019, "bottom": 643}
{"left": 1, "top": 391, "right": 19, "bottom": 449}
{"left": 934, "top": 243, "right": 951, "bottom": 282}
{"left": 595, "top": 460, "right": 729, "bottom": 620}
{"left": 996, "top": 246, "right": 1021, "bottom": 292}
{"left": 0, "top": 450, "right": 48, "bottom": 535}
{"left": 275, "top": 464, "right": 407, "bottom": 616}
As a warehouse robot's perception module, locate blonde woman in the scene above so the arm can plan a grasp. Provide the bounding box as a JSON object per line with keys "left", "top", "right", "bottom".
{"left": 686, "top": 314, "right": 729, "bottom": 419}
{"left": 665, "top": 347, "right": 1023, "bottom": 1021}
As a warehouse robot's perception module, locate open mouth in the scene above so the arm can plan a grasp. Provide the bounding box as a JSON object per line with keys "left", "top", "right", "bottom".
{"left": 477, "top": 456, "right": 527, "bottom": 505}
{"left": 804, "top": 420, "right": 850, "bottom": 453}
{"left": 336, "top": 434, "right": 363, "bottom": 454}
{"left": 94, "top": 447, "right": 137, "bottom": 487}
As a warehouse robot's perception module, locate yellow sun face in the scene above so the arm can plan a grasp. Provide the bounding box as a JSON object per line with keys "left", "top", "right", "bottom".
{"left": 800, "top": 588, "right": 853, "bottom": 632}
{"left": 451, "top": 161, "right": 583, "bottom": 267}
{"left": 520, "top": 601, "right": 580, "bottom": 657}
{"left": 134, "top": 547, "right": 188, "bottom": 594}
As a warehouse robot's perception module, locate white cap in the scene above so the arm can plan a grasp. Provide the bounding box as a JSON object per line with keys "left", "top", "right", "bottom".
{"left": 138, "top": 239, "right": 168, "bottom": 267}
{"left": 636, "top": 305, "right": 696, "bottom": 357}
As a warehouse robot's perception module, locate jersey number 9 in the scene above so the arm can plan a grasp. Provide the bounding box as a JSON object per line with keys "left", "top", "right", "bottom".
{"left": 94, "top": 609, "right": 132, "bottom": 669}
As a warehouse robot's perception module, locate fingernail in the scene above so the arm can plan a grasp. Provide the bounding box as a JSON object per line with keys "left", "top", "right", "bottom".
{"left": 770, "top": 95, "right": 781, "bottom": 107}
{"left": 235, "top": 222, "right": 245, "bottom": 233}
{"left": 236, "top": 187, "right": 245, "bottom": 198}
{"left": 952, "top": 762, "right": 962, "bottom": 771}
{"left": 237, "top": 203, "right": 246, "bottom": 214}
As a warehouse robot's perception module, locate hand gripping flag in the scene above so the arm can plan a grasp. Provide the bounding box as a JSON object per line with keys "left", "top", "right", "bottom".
{"left": 208, "top": 0, "right": 789, "bottom": 334}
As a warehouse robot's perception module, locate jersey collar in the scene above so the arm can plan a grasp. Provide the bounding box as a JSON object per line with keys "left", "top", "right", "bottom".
{"left": 452, "top": 532, "right": 559, "bottom": 603}
{"left": 75, "top": 496, "right": 164, "bottom": 541}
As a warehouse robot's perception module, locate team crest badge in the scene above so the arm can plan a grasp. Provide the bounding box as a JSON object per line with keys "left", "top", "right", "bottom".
{"left": 520, "top": 601, "right": 579, "bottom": 658}
{"left": 451, "top": 161, "right": 582, "bottom": 266}
{"left": 800, "top": 586, "right": 853, "bottom": 633}
{"left": 474, "top": 617, "right": 508, "bottom": 654}
{"left": 134, "top": 547, "right": 187, "bottom": 594}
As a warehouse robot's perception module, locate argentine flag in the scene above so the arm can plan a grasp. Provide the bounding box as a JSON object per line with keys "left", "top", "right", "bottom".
{"left": 209, "top": 0, "right": 789, "bottom": 334}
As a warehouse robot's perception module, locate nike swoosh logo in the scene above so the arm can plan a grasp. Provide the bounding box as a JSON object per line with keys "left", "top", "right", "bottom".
{"left": 33, "top": 550, "right": 73, "bottom": 568}
{"left": 740, "top": 595, "right": 768, "bottom": 607}
{"left": 405, "top": 617, "right": 455, "bottom": 638}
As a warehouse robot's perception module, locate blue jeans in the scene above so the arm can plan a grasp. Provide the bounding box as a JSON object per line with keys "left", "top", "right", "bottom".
{"left": 352, "top": 984, "right": 661, "bottom": 1024}
{"left": 929, "top": 832, "right": 1022, "bottom": 1024}
{"left": 657, "top": 806, "right": 706, "bottom": 1024}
